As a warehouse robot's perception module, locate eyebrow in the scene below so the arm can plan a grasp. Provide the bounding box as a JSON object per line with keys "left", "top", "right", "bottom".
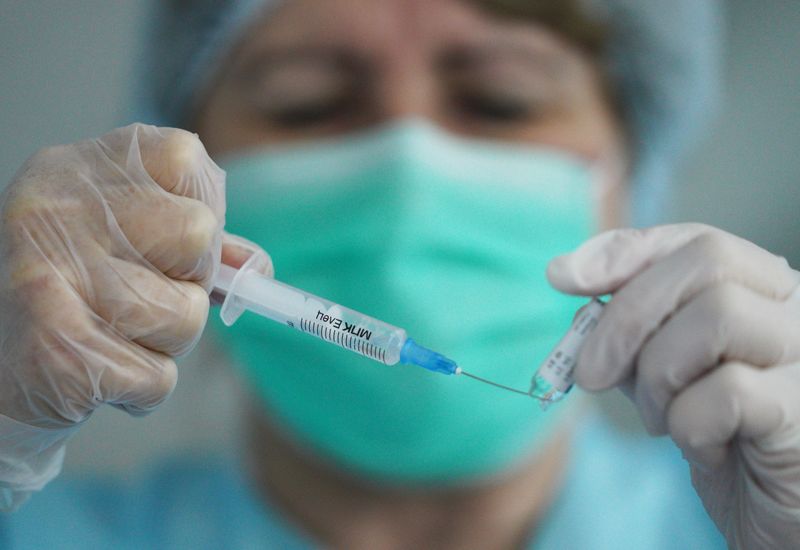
{"left": 237, "top": 46, "right": 371, "bottom": 84}
{"left": 437, "top": 42, "right": 564, "bottom": 77}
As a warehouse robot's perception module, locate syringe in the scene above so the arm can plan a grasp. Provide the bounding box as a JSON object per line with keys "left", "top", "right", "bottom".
{"left": 212, "top": 255, "right": 602, "bottom": 408}
{"left": 212, "top": 258, "right": 461, "bottom": 376}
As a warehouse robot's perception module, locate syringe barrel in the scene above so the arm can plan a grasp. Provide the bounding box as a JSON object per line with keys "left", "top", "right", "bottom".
{"left": 216, "top": 265, "right": 407, "bottom": 365}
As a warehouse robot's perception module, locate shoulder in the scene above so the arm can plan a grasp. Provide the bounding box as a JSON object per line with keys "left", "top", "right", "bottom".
{"left": 532, "top": 412, "right": 727, "bottom": 550}
{"left": 0, "top": 455, "right": 314, "bottom": 550}
{"left": 0, "top": 456, "right": 236, "bottom": 549}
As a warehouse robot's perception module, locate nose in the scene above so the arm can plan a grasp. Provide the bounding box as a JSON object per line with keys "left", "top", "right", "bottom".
{"left": 372, "top": 51, "right": 439, "bottom": 125}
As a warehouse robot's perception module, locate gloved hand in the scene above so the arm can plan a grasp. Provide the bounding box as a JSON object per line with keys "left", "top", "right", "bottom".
{"left": 0, "top": 124, "right": 267, "bottom": 510}
{"left": 548, "top": 223, "right": 800, "bottom": 550}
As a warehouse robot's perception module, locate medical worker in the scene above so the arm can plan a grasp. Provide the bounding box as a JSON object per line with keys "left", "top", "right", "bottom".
{"left": 1, "top": 0, "right": 799, "bottom": 548}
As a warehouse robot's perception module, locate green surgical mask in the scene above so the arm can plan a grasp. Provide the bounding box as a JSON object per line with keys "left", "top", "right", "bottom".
{"left": 213, "top": 119, "right": 595, "bottom": 483}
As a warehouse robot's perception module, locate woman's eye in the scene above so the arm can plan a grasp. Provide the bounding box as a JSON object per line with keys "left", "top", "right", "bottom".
{"left": 454, "top": 92, "right": 537, "bottom": 123}
{"left": 265, "top": 94, "right": 358, "bottom": 128}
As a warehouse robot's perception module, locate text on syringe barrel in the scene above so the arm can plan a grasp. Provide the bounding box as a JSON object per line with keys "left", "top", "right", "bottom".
{"left": 234, "top": 274, "right": 407, "bottom": 365}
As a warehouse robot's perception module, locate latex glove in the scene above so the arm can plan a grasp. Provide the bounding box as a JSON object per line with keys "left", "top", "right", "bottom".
{"left": 548, "top": 223, "right": 800, "bottom": 550}
{"left": 0, "top": 124, "right": 257, "bottom": 510}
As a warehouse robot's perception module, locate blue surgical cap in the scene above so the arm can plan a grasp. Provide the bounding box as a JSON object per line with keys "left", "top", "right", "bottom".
{"left": 136, "top": 0, "right": 723, "bottom": 225}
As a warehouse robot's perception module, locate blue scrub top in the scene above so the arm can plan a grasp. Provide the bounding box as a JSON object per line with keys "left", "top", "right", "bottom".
{"left": 0, "top": 414, "right": 726, "bottom": 549}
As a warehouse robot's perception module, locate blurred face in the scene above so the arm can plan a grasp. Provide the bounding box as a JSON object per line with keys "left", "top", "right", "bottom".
{"left": 195, "top": 0, "right": 628, "bottom": 219}
{"left": 195, "top": 1, "right": 629, "bottom": 524}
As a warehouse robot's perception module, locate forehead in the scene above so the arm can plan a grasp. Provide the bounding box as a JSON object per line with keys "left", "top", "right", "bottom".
{"left": 238, "top": 0, "right": 576, "bottom": 62}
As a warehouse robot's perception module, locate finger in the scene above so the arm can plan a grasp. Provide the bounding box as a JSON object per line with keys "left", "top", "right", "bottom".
{"left": 138, "top": 126, "right": 226, "bottom": 223}
{"left": 547, "top": 224, "right": 798, "bottom": 296}
{"left": 37, "top": 326, "right": 179, "bottom": 421}
{"left": 210, "top": 232, "right": 274, "bottom": 306}
{"left": 112, "top": 191, "right": 219, "bottom": 286}
{"left": 18, "top": 279, "right": 178, "bottom": 424}
{"left": 789, "top": 283, "right": 800, "bottom": 309}
{"left": 220, "top": 232, "right": 274, "bottom": 275}
{"left": 667, "top": 361, "right": 800, "bottom": 468}
{"left": 636, "top": 283, "right": 800, "bottom": 433}
{"left": 6, "top": 188, "right": 211, "bottom": 355}
{"left": 38, "top": 280, "right": 181, "bottom": 416}
{"left": 100, "top": 344, "right": 179, "bottom": 417}
{"left": 574, "top": 229, "right": 800, "bottom": 390}
{"left": 89, "top": 257, "right": 209, "bottom": 356}
{"left": 547, "top": 224, "right": 708, "bottom": 295}
{"left": 95, "top": 125, "right": 224, "bottom": 290}
{"left": 98, "top": 124, "right": 225, "bottom": 217}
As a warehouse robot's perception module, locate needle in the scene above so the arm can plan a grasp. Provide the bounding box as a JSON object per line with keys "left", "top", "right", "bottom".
{"left": 459, "top": 370, "right": 547, "bottom": 401}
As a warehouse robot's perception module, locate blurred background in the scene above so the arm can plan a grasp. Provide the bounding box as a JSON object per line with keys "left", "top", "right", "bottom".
{"left": 1, "top": 0, "right": 798, "bottom": 476}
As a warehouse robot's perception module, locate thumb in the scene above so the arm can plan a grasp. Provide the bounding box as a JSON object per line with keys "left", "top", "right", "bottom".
{"left": 546, "top": 224, "right": 711, "bottom": 295}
